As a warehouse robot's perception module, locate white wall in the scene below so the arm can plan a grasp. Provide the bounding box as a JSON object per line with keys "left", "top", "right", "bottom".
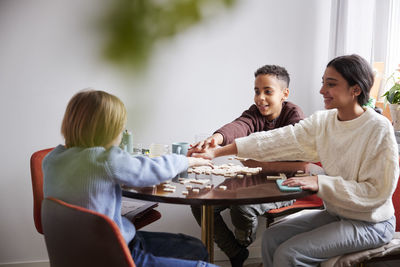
{"left": 0, "top": 0, "right": 331, "bottom": 264}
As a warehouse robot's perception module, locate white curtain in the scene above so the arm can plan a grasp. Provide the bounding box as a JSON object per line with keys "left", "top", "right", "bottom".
{"left": 329, "top": 0, "right": 400, "bottom": 96}
{"left": 384, "top": 0, "right": 400, "bottom": 88}
{"left": 329, "top": 0, "right": 376, "bottom": 62}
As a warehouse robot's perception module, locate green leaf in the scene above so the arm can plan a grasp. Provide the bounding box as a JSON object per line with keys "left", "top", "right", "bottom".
{"left": 99, "top": 0, "right": 237, "bottom": 70}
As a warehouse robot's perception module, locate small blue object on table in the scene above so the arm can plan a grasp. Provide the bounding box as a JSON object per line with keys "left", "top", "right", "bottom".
{"left": 276, "top": 179, "right": 301, "bottom": 192}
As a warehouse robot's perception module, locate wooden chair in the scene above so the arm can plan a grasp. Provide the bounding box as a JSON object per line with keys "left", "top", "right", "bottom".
{"left": 30, "top": 148, "right": 161, "bottom": 234}
{"left": 42, "top": 197, "right": 135, "bottom": 267}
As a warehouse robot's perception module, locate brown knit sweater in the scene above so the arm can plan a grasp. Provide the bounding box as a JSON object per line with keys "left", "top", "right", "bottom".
{"left": 215, "top": 101, "right": 304, "bottom": 146}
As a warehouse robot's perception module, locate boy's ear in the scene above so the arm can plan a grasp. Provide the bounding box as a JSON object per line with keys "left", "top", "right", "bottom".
{"left": 282, "top": 88, "right": 289, "bottom": 101}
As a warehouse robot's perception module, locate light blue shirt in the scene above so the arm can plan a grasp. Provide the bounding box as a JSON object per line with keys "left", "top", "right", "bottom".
{"left": 43, "top": 144, "right": 188, "bottom": 243}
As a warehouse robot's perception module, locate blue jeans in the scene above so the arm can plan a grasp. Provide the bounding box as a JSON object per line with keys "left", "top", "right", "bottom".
{"left": 262, "top": 209, "right": 395, "bottom": 267}
{"left": 129, "top": 231, "right": 220, "bottom": 267}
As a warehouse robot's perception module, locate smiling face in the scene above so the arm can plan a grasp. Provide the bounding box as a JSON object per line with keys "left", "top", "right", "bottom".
{"left": 320, "top": 66, "right": 360, "bottom": 110}
{"left": 254, "top": 74, "right": 289, "bottom": 120}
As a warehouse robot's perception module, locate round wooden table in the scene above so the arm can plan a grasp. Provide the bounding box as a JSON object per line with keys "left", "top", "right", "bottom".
{"left": 122, "top": 159, "right": 324, "bottom": 262}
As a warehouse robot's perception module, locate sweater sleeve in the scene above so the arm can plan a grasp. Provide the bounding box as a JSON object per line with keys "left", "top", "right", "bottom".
{"left": 279, "top": 101, "right": 305, "bottom": 126}
{"left": 317, "top": 124, "right": 399, "bottom": 212}
{"left": 235, "top": 113, "right": 320, "bottom": 162}
{"left": 215, "top": 105, "right": 261, "bottom": 146}
{"left": 105, "top": 147, "right": 188, "bottom": 187}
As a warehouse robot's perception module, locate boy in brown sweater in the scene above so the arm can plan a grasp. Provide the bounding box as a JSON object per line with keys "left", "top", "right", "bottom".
{"left": 188, "top": 65, "right": 304, "bottom": 267}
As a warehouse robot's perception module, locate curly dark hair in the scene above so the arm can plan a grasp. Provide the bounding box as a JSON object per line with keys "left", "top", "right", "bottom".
{"left": 254, "top": 65, "right": 290, "bottom": 88}
{"left": 327, "top": 54, "right": 374, "bottom": 106}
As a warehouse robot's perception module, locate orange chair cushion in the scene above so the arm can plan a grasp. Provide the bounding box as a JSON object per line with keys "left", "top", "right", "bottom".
{"left": 266, "top": 194, "right": 323, "bottom": 214}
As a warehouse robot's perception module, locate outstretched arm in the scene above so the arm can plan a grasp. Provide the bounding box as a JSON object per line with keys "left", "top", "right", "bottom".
{"left": 187, "top": 133, "right": 223, "bottom": 156}
{"left": 192, "top": 142, "right": 238, "bottom": 159}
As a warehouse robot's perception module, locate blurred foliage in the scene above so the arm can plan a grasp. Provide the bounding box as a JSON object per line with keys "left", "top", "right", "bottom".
{"left": 100, "top": 0, "right": 236, "bottom": 70}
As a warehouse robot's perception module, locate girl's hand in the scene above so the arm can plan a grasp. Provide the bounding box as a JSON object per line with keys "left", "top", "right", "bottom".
{"left": 187, "top": 157, "right": 214, "bottom": 168}
{"left": 282, "top": 175, "right": 319, "bottom": 191}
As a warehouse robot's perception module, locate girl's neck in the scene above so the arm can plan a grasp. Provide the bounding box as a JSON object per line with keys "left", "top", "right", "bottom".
{"left": 337, "top": 104, "right": 365, "bottom": 121}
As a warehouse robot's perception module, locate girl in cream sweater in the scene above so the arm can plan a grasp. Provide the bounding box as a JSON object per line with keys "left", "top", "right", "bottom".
{"left": 194, "top": 54, "right": 399, "bottom": 267}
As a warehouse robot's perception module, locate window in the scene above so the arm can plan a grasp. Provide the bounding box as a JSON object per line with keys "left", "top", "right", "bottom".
{"left": 329, "top": 0, "right": 400, "bottom": 99}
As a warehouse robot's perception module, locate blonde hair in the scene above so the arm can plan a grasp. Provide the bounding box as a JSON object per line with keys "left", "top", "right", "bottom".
{"left": 61, "top": 89, "right": 127, "bottom": 148}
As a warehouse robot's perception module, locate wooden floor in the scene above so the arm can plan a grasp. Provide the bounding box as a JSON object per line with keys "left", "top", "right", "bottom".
{"left": 214, "top": 258, "right": 262, "bottom": 267}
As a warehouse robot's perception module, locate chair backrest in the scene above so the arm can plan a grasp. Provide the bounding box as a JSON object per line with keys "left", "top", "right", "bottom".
{"left": 30, "top": 148, "right": 54, "bottom": 234}
{"left": 393, "top": 172, "right": 400, "bottom": 232}
{"left": 42, "top": 197, "right": 135, "bottom": 267}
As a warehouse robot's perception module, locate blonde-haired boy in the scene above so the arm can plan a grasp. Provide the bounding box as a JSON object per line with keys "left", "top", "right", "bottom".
{"left": 44, "top": 89, "right": 217, "bottom": 267}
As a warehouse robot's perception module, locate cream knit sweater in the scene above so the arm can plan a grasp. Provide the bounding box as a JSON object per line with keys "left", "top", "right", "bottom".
{"left": 235, "top": 108, "right": 399, "bottom": 223}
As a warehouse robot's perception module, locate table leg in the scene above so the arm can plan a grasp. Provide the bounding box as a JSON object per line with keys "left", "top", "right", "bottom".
{"left": 201, "top": 205, "right": 214, "bottom": 263}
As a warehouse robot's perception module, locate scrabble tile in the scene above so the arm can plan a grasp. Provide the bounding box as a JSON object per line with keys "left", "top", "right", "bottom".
{"left": 163, "top": 188, "right": 175, "bottom": 192}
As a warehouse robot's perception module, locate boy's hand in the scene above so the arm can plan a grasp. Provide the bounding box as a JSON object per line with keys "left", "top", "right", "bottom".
{"left": 187, "top": 133, "right": 222, "bottom": 156}
{"left": 190, "top": 147, "right": 217, "bottom": 160}
{"left": 187, "top": 157, "right": 213, "bottom": 168}
{"left": 281, "top": 176, "right": 319, "bottom": 191}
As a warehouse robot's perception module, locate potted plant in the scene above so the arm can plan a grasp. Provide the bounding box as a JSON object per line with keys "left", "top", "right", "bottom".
{"left": 382, "top": 64, "right": 400, "bottom": 131}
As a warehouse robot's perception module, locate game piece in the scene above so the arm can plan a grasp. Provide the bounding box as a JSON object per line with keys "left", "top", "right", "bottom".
{"left": 266, "top": 175, "right": 281, "bottom": 180}
{"left": 237, "top": 174, "right": 244, "bottom": 179}
{"left": 192, "top": 188, "right": 200, "bottom": 193}
{"left": 182, "top": 190, "right": 189, "bottom": 195}
{"left": 219, "top": 185, "right": 227, "bottom": 190}
{"left": 294, "top": 173, "right": 309, "bottom": 177}
{"left": 190, "top": 163, "right": 262, "bottom": 177}
{"left": 205, "top": 184, "right": 212, "bottom": 189}
{"left": 163, "top": 188, "right": 175, "bottom": 193}
{"left": 185, "top": 185, "right": 193, "bottom": 190}
{"left": 190, "top": 179, "right": 210, "bottom": 185}
{"left": 163, "top": 184, "right": 176, "bottom": 189}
